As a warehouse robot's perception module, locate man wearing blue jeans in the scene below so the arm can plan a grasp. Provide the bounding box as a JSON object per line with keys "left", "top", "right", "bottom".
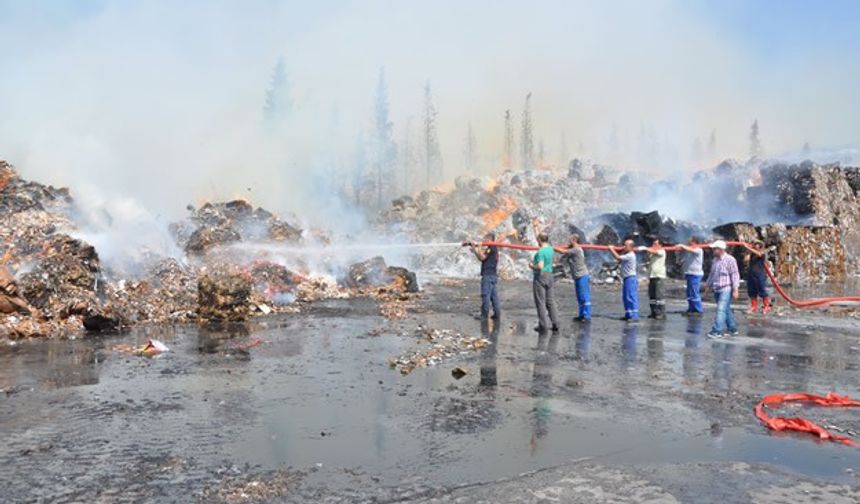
{"left": 678, "top": 236, "right": 704, "bottom": 315}
{"left": 609, "top": 239, "right": 639, "bottom": 321}
{"left": 704, "top": 240, "right": 740, "bottom": 338}
{"left": 470, "top": 232, "right": 501, "bottom": 320}
{"left": 562, "top": 233, "right": 591, "bottom": 322}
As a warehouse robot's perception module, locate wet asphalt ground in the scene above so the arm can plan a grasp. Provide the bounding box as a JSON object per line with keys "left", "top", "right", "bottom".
{"left": 1, "top": 278, "right": 859, "bottom": 503}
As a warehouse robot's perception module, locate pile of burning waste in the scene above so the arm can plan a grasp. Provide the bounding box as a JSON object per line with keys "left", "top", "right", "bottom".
{"left": 0, "top": 160, "right": 421, "bottom": 341}
{"left": 378, "top": 158, "right": 860, "bottom": 284}
{"left": 380, "top": 161, "right": 626, "bottom": 279}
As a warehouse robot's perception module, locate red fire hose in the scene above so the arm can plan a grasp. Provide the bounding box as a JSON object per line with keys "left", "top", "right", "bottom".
{"left": 465, "top": 240, "right": 860, "bottom": 309}
{"left": 755, "top": 393, "right": 860, "bottom": 447}
{"left": 465, "top": 239, "right": 860, "bottom": 446}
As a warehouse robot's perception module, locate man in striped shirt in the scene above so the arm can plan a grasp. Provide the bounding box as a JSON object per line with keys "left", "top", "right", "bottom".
{"left": 704, "top": 240, "right": 740, "bottom": 338}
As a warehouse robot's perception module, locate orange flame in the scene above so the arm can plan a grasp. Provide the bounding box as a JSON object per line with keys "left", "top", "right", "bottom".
{"left": 481, "top": 196, "right": 518, "bottom": 233}
{"left": 484, "top": 177, "right": 499, "bottom": 193}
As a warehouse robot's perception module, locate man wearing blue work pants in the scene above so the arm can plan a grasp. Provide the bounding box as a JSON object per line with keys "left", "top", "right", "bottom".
{"left": 610, "top": 239, "right": 639, "bottom": 321}
{"left": 562, "top": 234, "right": 591, "bottom": 322}
{"left": 679, "top": 236, "right": 705, "bottom": 315}
{"left": 470, "top": 232, "right": 501, "bottom": 320}
{"left": 705, "top": 240, "right": 740, "bottom": 339}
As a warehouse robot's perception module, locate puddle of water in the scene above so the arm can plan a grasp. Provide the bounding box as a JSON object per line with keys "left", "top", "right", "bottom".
{"left": 1, "top": 290, "right": 860, "bottom": 500}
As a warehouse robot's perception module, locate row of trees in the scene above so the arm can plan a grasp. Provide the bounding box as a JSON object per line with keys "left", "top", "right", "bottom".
{"left": 263, "top": 58, "right": 787, "bottom": 211}
{"left": 362, "top": 72, "right": 445, "bottom": 209}
{"left": 263, "top": 60, "right": 546, "bottom": 210}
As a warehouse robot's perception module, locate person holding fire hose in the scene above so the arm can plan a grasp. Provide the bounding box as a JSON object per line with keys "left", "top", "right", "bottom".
{"left": 677, "top": 236, "right": 705, "bottom": 315}
{"left": 561, "top": 233, "right": 591, "bottom": 322}
{"left": 642, "top": 237, "right": 667, "bottom": 319}
{"left": 744, "top": 240, "right": 773, "bottom": 314}
{"left": 704, "top": 240, "right": 740, "bottom": 339}
{"left": 529, "top": 220, "right": 560, "bottom": 333}
{"left": 609, "top": 239, "right": 640, "bottom": 321}
{"left": 468, "top": 232, "right": 501, "bottom": 320}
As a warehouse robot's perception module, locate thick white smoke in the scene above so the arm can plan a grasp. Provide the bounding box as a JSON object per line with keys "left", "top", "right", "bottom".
{"left": 0, "top": 0, "right": 858, "bottom": 253}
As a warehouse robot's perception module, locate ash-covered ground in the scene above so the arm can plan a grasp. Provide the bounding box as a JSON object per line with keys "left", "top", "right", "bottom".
{"left": 1, "top": 280, "right": 860, "bottom": 503}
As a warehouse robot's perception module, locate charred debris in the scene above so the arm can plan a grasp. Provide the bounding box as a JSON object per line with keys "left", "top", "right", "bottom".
{"left": 2, "top": 156, "right": 859, "bottom": 340}
{"left": 0, "top": 161, "right": 418, "bottom": 340}
{"left": 381, "top": 158, "right": 859, "bottom": 283}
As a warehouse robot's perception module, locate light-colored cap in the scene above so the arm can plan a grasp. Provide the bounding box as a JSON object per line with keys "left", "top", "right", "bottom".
{"left": 710, "top": 240, "right": 727, "bottom": 250}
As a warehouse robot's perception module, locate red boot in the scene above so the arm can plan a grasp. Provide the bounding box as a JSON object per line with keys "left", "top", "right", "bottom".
{"left": 762, "top": 297, "right": 771, "bottom": 314}
{"left": 747, "top": 298, "right": 758, "bottom": 314}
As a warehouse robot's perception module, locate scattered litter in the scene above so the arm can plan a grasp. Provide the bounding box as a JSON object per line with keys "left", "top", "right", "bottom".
{"left": 451, "top": 367, "right": 468, "bottom": 379}
{"left": 138, "top": 339, "right": 169, "bottom": 357}
{"left": 111, "top": 339, "right": 169, "bottom": 357}
{"left": 224, "top": 337, "right": 265, "bottom": 352}
{"left": 200, "top": 468, "right": 299, "bottom": 504}
{"left": 389, "top": 328, "right": 490, "bottom": 375}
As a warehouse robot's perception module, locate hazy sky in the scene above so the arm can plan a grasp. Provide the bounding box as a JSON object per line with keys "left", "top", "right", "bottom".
{"left": 0, "top": 0, "right": 858, "bottom": 219}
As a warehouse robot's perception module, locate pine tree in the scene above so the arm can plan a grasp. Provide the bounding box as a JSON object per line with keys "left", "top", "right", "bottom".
{"left": 538, "top": 138, "right": 546, "bottom": 168}
{"left": 802, "top": 141, "right": 811, "bottom": 155}
{"left": 503, "top": 110, "right": 515, "bottom": 169}
{"left": 691, "top": 137, "right": 703, "bottom": 162}
{"left": 423, "top": 79, "right": 442, "bottom": 186}
{"left": 609, "top": 123, "right": 621, "bottom": 162}
{"left": 327, "top": 106, "right": 343, "bottom": 191}
{"left": 372, "top": 68, "right": 396, "bottom": 209}
{"left": 558, "top": 132, "right": 569, "bottom": 168}
{"left": 400, "top": 117, "right": 414, "bottom": 195}
{"left": 520, "top": 93, "right": 534, "bottom": 170}
{"left": 463, "top": 123, "right": 477, "bottom": 173}
{"left": 707, "top": 129, "right": 717, "bottom": 158}
{"left": 352, "top": 133, "right": 367, "bottom": 206}
{"left": 263, "top": 57, "right": 291, "bottom": 124}
{"left": 749, "top": 119, "right": 762, "bottom": 159}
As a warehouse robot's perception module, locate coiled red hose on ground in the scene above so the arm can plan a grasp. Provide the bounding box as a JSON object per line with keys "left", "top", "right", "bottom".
{"left": 469, "top": 240, "right": 860, "bottom": 309}
{"left": 755, "top": 393, "right": 860, "bottom": 448}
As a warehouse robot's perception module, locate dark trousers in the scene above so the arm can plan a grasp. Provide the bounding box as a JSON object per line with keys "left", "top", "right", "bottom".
{"left": 648, "top": 277, "right": 665, "bottom": 318}
{"left": 480, "top": 274, "right": 500, "bottom": 317}
{"left": 533, "top": 273, "right": 560, "bottom": 330}
{"left": 747, "top": 272, "right": 769, "bottom": 298}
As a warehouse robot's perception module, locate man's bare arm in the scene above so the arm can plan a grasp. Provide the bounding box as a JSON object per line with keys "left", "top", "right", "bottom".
{"left": 469, "top": 242, "right": 487, "bottom": 261}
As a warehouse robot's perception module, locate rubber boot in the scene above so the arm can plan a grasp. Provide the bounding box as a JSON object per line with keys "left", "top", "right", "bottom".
{"left": 747, "top": 298, "right": 758, "bottom": 314}
{"left": 762, "top": 297, "right": 771, "bottom": 314}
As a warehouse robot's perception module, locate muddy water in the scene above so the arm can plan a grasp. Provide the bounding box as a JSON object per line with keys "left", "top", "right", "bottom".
{"left": 1, "top": 282, "right": 859, "bottom": 502}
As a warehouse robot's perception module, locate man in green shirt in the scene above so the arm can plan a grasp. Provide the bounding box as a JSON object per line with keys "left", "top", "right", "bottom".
{"left": 529, "top": 232, "right": 560, "bottom": 333}
{"left": 643, "top": 238, "right": 667, "bottom": 319}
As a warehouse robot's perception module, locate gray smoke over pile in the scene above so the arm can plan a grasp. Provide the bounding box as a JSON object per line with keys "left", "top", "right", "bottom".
{"left": 0, "top": 0, "right": 858, "bottom": 266}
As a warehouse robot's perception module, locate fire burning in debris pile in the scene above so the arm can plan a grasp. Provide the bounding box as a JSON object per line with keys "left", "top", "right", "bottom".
{"left": 3, "top": 152, "right": 859, "bottom": 341}
{"left": 380, "top": 158, "right": 860, "bottom": 284}
{"left": 0, "top": 161, "right": 422, "bottom": 341}
{"left": 481, "top": 196, "right": 518, "bottom": 234}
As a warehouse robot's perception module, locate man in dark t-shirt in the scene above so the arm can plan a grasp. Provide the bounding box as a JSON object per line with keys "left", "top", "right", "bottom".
{"left": 470, "top": 232, "right": 501, "bottom": 320}
{"left": 744, "top": 240, "right": 772, "bottom": 314}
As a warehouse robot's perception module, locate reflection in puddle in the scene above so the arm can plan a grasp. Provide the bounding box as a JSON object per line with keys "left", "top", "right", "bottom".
{"left": 1, "top": 295, "right": 860, "bottom": 501}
